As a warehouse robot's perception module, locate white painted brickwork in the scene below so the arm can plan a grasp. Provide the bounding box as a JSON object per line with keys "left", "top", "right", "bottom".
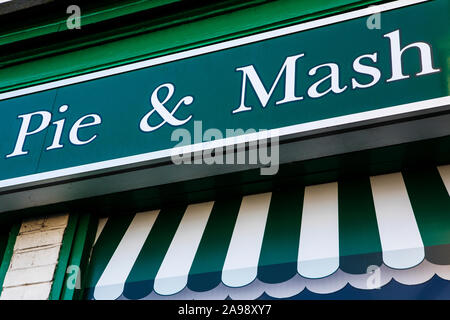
{"left": 0, "top": 282, "right": 53, "bottom": 300}
{"left": 0, "top": 214, "right": 69, "bottom": 300}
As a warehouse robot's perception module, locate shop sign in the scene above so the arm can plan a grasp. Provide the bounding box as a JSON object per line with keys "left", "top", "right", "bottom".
{"left": 0, "top": 0, "right": 448, "bottom": 188}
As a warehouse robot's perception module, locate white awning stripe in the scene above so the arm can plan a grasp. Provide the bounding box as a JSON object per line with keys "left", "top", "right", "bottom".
{"left": 93, "top": 210, "right": 159, "bottom": 300}
{"left": 93, "top": 217, "right": 108, "bottom": 246}
{"left": 154, "top": 201, "right": 214, "bottom": 295}
{"left": 222, "top": 193, "right": 272, "bottom": 287}
{"left": 370, "top": 173, "right": 425, "bottom": 269}
{"left": 297, "top": 182, "right": 339, "bottom": 279}
{"left": 437, "top": 165, "right": 450, "bottom": 196}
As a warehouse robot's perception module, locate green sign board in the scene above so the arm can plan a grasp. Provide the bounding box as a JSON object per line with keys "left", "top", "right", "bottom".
{"left": 0, "top": 0, "right": 449, "bottom": 189}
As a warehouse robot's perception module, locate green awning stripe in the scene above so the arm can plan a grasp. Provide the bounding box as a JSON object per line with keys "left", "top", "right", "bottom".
{"left": 339, "top": 177, "right": 382, "bottom": 274}
{"left": 85, "top": 213, "right": 135, "bottom": 299}
{"left": 154, "top": 202, "right": 214, "bottom": 296}
{"left": 187, "top": 198, "right": 242, "bottom": 292}
{"left": 258, "top": 187, "right": 304, "bottom": 284}
{"left": 403, "top": 167, "right": 450, "bottom": 264}
{"left": 93, "top": 210, "right": 160, "bottom": 300}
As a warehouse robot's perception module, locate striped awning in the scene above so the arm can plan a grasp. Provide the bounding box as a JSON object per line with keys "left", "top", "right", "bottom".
{"left": 86, "top": 165, "right": 450, "bottom": 300}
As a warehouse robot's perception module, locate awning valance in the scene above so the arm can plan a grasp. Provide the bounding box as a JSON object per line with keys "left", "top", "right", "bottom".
{"left": 86, "top": 165, "right": 450, "bottom": 300}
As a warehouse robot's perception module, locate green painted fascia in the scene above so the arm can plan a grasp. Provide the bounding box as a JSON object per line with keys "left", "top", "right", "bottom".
{"left": 0, "top": 0, "right": 386, "bottom": 93}
{"left": 0, "top": 0, "right": 182, "bottom": 46}
{"left": 49, "top": 212, "right": 97, "bottom": 300}
{"left": 60, "top": 214, "right": 97, "bottom": 300}
{"left": 0, "top": 24, "right": 61, "bottom": 48}
{"left": 49, "top": 213, "right": 79, "bottom": 300}
{"left": 59, "top": 0, "right": 182, "bottom": 32}
{"left": 0, "top": 223, "right": 20, "bottom": 296}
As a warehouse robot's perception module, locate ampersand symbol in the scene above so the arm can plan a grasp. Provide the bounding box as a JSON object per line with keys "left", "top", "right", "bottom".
{"left": 140, "top": 83, "right": 194, "bottom": 132}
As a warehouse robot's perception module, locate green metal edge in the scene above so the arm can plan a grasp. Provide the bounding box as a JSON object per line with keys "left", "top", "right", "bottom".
{"left": 0, "top": 222, "right": 20, "bottom": 296}
{"left": 48, "top": 213, "right": 79, "bottom": 300}
{"left": 59, "top": 0, "right": 183, "bottom": 32}
{"left": 0, "top": 0, "right": 182, "bottom": 46}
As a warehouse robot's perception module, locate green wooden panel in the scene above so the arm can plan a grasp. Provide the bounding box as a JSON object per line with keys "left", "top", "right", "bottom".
{"left": 49, "top": 213, "right": 79, "bottom": 300}
{"left": 0, "top": 223, "right": 20, "bottom": 296}
{"left": 60, "top": 213, "right": 97, "bottom": 300}
{"left": 0, "top": 227, "right": 10, "bottom": 271}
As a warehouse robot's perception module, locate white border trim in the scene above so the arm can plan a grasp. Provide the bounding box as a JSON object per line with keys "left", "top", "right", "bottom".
{"left": 0, "top": 0, "right": 444, "bottom": 191}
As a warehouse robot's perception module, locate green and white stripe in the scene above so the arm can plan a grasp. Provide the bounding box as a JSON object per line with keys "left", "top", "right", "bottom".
{"left": 86, "top": 165, "right": 450, "bottom": 300}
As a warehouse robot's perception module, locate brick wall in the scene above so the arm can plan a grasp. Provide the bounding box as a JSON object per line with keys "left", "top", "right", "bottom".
{"left": 0, "top": 214, "right": 68, "bottom": 300}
